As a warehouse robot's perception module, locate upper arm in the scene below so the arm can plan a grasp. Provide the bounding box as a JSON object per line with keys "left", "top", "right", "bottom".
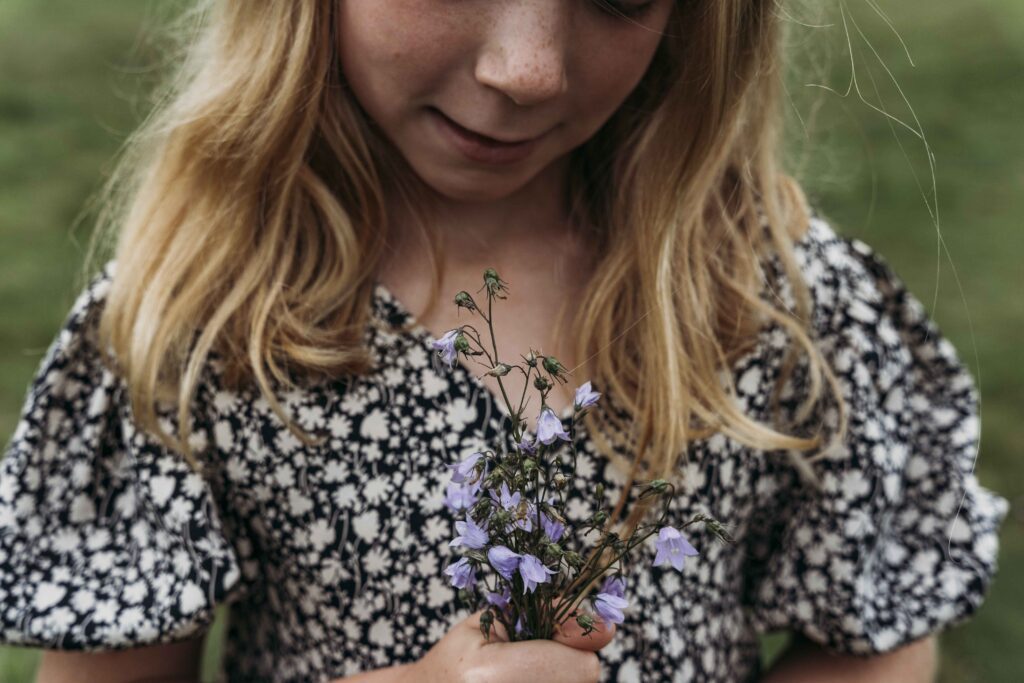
{"left": 747, "top": 224, "right": 1009, "bottom": 657}
{"left": 762, "top": 633, "right": 939, "bottom": 683}
{"left": 0, "top": 270, "right": 250, "bottom": 666}
{"left": 35, "top": 635, "right": 206, "bottom": 683}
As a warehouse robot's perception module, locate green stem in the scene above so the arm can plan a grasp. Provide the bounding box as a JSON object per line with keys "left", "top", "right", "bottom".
{"left": 551, "top": 483, "right": 678, "bottom": 625}
{"left": 483, "top": 292, "right": 520, "bottom": 441}
{"left": 513, "top": 364, "right": 533, "bottom": 445}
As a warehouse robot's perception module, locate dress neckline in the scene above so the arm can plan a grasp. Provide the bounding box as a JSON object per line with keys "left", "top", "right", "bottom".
{"left": 371, "top": 280, "right": 577, "bottom": 443}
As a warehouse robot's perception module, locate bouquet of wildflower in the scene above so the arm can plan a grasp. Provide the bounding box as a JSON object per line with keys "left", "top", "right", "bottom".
{"left": 433, "top": 268, "right": 733, "bottom": 642}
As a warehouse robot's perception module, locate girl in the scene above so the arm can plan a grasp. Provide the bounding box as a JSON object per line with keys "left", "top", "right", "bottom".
{"left": 0, "top": 1, "right": 1008, "bottom": 682}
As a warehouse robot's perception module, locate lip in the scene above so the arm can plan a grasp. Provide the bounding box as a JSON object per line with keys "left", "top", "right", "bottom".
{"left": 429, "top": 107, "right": 546, "bottom": 165}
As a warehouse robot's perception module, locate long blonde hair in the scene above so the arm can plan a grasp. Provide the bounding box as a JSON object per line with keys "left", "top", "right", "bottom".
{"left": 90, "top": 1, "right": 846, "bottom": 535}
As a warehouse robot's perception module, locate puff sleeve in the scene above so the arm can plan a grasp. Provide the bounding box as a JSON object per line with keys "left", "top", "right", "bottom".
{"left": 745, "top": 222, "right": 1010, "bottom": 655}
{"left": 0, "top": 265, "right": 245, "bottom": 650}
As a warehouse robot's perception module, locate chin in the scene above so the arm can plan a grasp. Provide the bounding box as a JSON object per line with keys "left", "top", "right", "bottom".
{"left": 415, "top": 164, "right": 536, "bottom": 204}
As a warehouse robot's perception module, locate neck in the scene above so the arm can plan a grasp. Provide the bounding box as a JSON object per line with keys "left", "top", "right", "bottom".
{"left": 384, "top": 154, "right": 577, "bottom": 269}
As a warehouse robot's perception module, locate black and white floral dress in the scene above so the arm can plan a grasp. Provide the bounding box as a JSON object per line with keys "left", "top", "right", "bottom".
{"left": 0, "top": 218, "right": 1010, "bottom": 682}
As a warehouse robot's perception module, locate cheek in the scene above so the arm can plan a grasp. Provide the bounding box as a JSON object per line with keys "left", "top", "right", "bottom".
{"left": 337, "top": 1, "right": 466, "bottom": 119}
{"left": 568, "top": 35, "right": 664, "bottom": 132}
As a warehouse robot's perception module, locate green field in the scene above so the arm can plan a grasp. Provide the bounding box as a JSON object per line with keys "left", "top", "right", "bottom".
{"left": 1, "top": 1, "right": 1020, "bottom": 681}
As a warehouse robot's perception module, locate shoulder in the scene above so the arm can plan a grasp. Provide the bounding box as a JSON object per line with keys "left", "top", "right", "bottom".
{"left": 0, "top": 261, "right": 249, "bottom": 651}
{"left": 38, "top": 261, "right": 117, "bottom": 371}
{"left": 768, "top": 213, "right": 977, "bottom": 418}
{"left": 11, "top": 261, "right": 121, "bottom": 450}
{"left": 13, "top": 259, "right": 231, "bottom": 457}
{"left": 768, "top": 214, "right": 922, "bottom": 346}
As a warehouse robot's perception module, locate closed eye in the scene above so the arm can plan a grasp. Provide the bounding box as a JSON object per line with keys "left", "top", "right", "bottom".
{"left": 592, "top": 0, "right": 659, "bottom": 20}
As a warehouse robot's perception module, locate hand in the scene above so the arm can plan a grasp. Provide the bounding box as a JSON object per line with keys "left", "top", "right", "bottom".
{"left": 408, "top": 609, "right": 617, "bottom": 683}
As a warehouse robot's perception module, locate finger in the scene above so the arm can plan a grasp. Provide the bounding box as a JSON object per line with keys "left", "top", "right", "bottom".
{"left": 485, "top": 639, "right": 603, "bottom": 683}
{"left": 464, "top": 609, "right": 511, "bottom": 644}
{"left": 553, "top": 614, "right": 617, "bottom": 652}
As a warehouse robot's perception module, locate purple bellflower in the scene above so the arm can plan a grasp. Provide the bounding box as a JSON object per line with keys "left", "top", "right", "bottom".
{"left": 534, "top": 407, "right": 570, "bottom": 446}
{"left": 592, "top": 575, "right": 628, "bottom": 625}
{"left": 486, "top": 587, "right": 511, "bottom": 610}
{"left": 490, "top": 482, "right": 521, "bottom": 510}
{"left": 541, "top": 512, "right": 565, "bottom": 542}
{"left": 652, "top": 526, "right": 699, "bottom": 572}
{"left": 518, "top": 554, "right": 557, "bottom": 594}
{"left": 489, "top": 483, "right": 534, "bottom": 532}
{"left": 488, "top": 546, "right": 522, "bottom": 580}
{"left": 431, "top": 329, "right": 460, "bottom": 369}
{"left": 515, "top": 502, "right": 535, "bottom": 533}
{"left": 593, "top": 593, "right": 628, "bottom": 625}
{"left": 599, "top": 575, "right": 626, "bottom": 599}
{"left": 449, "top": 451, "right": 485, "bottom": 484}
{"left": 517, "top": 435, "right": 537, "bottom": 456}
{"left": 444, "top": 480, "right": 481, "bottom": 513}
{"left": 444, "top": 557, "right": 476, "bottom": 590}
{"left": 573, "top": 381, "right": 601, "bottom": 411}
{"left": 449, "top": 517, "right": 489, "bottom": 550}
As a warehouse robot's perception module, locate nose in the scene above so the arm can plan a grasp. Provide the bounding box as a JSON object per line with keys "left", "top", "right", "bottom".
{"left": 474, "top": 2, "right": 570, "bottom": 107}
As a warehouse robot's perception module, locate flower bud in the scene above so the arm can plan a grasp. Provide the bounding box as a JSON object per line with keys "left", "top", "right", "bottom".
{"left": 484, "top": 363, "right": 512, "bottom": 377}
{"left": 592, "top": 510, "right": 608, "bottom": 526}
{"left": 472, "top": 498, "right": 492, "bottom": 519}
{"left": 649, "top": 479, "right": 669, "bottom": 494}
{"left": 491, "top": 510, "right": 511, "bottom": 528}
{"left": 595, "top": 484, "right": 605, "bottom": 500}
{"left": 454, "top": 290, "right": 477, "bottom": 311}
{"left": 544, "top": 543, "right": 563, "bottom": 561}
{"left": 542, "top": 355, "right": 567, "bottom": 377}
{"left": 576, "top": 613, "right": 595, "bottom": 632}
{"left": 465, "top": 550, "right": 488, "bottom": 564}
{"left": 525, "top": 350, "right": 538, "bottom": 367}
{"left": 702, "top": 516, "right": 736, "bottom": 544}
{"left": 483, "top": 268, "right": 509, "bottom": 298}
{"left": 454, "top": 334, "right": 471, "bottom": 353}
{"left": 565, "top": 551, "right": 584, "bottom": 568}
{"left": 545, "top": 507, "right": 567, "bottom": 524}
{"left": 522, "top": 458, "right": 537, "bottom": 473}
{"left": 605, "top": 532, "right": 626, "bottom": 553}
{"left": 480, "top": 609, "right": 494, "bottom": 639}
{"left": 533, "top": 376, "right": 551, "bottom": 391}
{"left": 553, "top": 472, "right": 568, "bottom": 490}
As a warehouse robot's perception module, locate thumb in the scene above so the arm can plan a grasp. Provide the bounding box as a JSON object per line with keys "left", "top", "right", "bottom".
{"left": 553, "top": 612, "right": 617, "bottom": 652}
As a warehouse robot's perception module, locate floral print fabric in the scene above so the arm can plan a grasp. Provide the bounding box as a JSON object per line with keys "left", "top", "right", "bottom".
{"left": 0, "top": 218, "right": 1009, "bottom": 682}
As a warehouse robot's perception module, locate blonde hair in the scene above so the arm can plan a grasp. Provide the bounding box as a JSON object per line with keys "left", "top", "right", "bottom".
{"left": 90, "top": 1, "right": 846, "bottom": 536}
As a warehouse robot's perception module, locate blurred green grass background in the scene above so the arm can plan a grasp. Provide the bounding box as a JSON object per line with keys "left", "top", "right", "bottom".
{"left": 0, "top": 1, "right": 1020, "bottom": 681}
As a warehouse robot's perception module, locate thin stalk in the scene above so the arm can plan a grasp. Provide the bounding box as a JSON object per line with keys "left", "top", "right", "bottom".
{"left": 483, "top": 293, "right": 520, "bottom": 440}
{"left": 552, "top": 484, "right": 676, "bottom": 623}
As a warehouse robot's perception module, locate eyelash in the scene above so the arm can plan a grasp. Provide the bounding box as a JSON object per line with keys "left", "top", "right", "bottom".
{"left": 595, "top": 0, "right": 658, "bottom": 19}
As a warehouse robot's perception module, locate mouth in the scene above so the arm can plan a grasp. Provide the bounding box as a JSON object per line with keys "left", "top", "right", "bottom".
{"left": 430, "top": 107, "right": 544, "bottom": 145}
{"left": 428, "top": 107, "right": 549, "bottom": 165}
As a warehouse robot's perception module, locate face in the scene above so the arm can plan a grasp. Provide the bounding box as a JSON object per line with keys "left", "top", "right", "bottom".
{"left": 337, "top": 0, "right": 675, "bottom": 203}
